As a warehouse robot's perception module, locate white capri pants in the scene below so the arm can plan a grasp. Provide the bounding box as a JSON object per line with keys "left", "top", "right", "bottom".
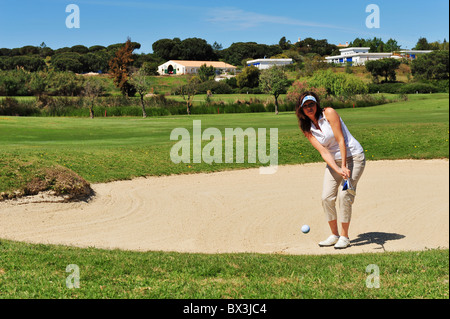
{"left": 322, "top": 152, "right": 366, "bottom": 223}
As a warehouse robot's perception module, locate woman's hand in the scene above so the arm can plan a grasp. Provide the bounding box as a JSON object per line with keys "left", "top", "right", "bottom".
{"left": 339, "top": 166, "right": 351, "bottom": 179}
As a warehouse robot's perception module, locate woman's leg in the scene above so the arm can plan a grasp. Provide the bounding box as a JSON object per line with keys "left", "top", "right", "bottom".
{"left": 338, "top": 153, "right": 366, "bottom": 238}
{"left": 328, "top": 220, "right": 339, "bottom": 237}
{"left": 322, "top": 164, "right": 342, "bottom": 234}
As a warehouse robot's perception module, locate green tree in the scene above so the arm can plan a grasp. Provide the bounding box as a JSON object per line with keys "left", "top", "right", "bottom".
{"left": 70, "top": 45, "right": 89, "bottom": 54}
{"left": 83, "top": 77, "right": 105, "bottom": 119}
{"left": 52, "top": 57, "right": 83, "bottom": 73}
{"left": 0, "top": 48, "right": 12, "bottom": 56}
{"left": 51, "top": 52, "right": 84, "bottom": 73}
{"left": 46, "top": 71, "right": 85, "bottom": 96}
{"left": 212, "top": 41, "right": 223, "bottom": 51}
{"left": 129, "top": 68, "right": 152, "bottom": 118}
{"left": 349, "top": 37, "right": 368, "bottom": 48}
{"left": 28, "top": 71, "right": 48, "bottom": 98}
{"left": 139, "top": 61, "right": 157, "bottom": 76}
{"left": 0, "top": 69, "right": 31, "bottom": 96}
{"left": 18, "top": 45, "right": 40, "bottom": 55}
{"left": 178, "top": 38, "right": 216, "bottom": 61}
{"left": 369, "top": 37, "right": 385, "bottom": 52}
{"left": 414, "top": 37, "right": 431, "bottom": 50}
{"left": 220, "top": 42, "right": 282, "bottom": 67}
{"left": 349, "top": 37, "right": 389, "bottom": 52}
{"left": 176, "top": 76, "right": 200, "bottom": 115}
{"left": 10, "top": 56, "right": 46, "bottom": 72}
{"left": 365, "top": 58, "right": 401, "bottom": 83}
{"left": 259, "top": 66, "right": 290, "bottom": 114}
{"left": 39, "top": 42, "right": 54, "bottom": 58}
{"left": 295, "top": 38, "right": 337, "bottom": 56}
{"left": 236, "top": 66, "right": 260, "bottom": 89}
{"left": 152, "top": 38, "right": 182, "bottom": 60}
{"left": 279, "top": 36, "right": 291, "bottom": 50}
{"left": 411, "top": 51, "right": 449, "bottom": 80}
{"left": 385, "top": 38, "right": 401, "bottom": 52}
{"left": 302, "top": 55, "right": 329, "bottom": 76}
{"left": 89, "top": 45, "right": 106, "bottom": 52}
{"left": 198, "top": 64, "right": 216, "bottom": 82}
{"left": 81, "top": 52, "right": 108, "bottom": 73}
{"left": 152, "top": 37, "right": 216, "bottom": 61}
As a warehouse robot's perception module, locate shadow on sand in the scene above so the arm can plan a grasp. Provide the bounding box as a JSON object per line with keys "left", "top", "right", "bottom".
{"left": 351, "top": 232, "right": 405, "bottom": 251}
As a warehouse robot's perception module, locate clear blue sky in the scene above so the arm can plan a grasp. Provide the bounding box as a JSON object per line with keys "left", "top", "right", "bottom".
{"left": 0, "top": 0, "right": 448, "bottom": 53}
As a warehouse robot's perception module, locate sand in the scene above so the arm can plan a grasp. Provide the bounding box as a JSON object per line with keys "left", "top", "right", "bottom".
{"left": 0, "top": 159, "right": 448, "bottom": 255}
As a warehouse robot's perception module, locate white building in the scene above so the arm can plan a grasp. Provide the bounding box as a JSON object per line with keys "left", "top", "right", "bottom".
{"left": 325, "top": 47, "right": 392, "bottom": 65}
{"left": 157, "top": 60, "right": 237, "bottom": 75}
{"left": 325, "top": 47, "right": 433, "bottom": 65}
{"left": 397, "top": 50, "right": 433, "bottom": 60}
{"left": 246, "top": 58, "right": 293, "bottom": 70}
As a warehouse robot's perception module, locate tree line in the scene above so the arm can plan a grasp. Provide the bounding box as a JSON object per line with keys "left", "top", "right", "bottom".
{"left": 1, "top": 36, "right": 447, "bottom": 74}
{"left": 0, "top": 41, "right": 164, "bottom": 75}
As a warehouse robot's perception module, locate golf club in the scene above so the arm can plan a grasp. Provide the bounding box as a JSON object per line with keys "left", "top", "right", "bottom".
{"left": 343, "top": 178, "right": 356, "bottom": 196}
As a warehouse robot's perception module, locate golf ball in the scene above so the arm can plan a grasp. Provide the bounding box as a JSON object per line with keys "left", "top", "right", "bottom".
{"left": 301, "top": 225, "right": 310, "bottom": 234}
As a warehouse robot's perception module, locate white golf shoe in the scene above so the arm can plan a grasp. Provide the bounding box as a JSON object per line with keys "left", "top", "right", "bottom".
{"left": 334, "top": 236, "right": 351, "bottom": 249}
{"left": 318, "top": 235, "right": 340, "bottom": 247}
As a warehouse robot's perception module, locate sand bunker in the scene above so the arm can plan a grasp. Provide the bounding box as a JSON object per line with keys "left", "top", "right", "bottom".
{"left": 0, "top": 159, "right": 448, "bottom": 255}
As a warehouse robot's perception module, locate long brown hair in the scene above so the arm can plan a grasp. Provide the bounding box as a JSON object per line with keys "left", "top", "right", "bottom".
{"left": 295, "top": 91, "right": 323, "bottom": 134}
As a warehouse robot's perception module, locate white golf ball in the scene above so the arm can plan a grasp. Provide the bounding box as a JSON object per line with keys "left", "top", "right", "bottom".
{"left": 301, "top": 225, "right": 310, "bottom": 234}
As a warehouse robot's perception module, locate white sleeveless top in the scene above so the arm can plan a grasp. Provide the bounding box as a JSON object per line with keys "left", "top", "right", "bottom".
{"left": 310, "top": 112, "right": 364, "bottom": 160}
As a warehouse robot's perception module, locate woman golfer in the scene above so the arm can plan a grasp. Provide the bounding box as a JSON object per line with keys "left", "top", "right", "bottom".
{"left": 296, "top": 92, "right": 365, "bottom": 249}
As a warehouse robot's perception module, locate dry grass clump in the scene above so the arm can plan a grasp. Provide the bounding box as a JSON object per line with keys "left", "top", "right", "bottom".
{"left": 7, "top": 166, "right": 94, "bottom": 202}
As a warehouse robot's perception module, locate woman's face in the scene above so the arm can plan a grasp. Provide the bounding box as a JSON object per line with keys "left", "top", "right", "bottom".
{"left": 302, "top": 101, "right": 317, "bottom": 120}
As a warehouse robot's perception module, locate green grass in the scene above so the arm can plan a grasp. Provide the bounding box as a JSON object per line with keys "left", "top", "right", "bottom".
{"left": 0, "top": 94, "right": 448, "bottom": 194}
{"left": 148, "top": 74, "right": 189, "bottom": 95}
{"left": 0, "top": 93, "right": 448, "bottom": 299}
{"left": 0, "top": 240, "right": 447, "bottom": 299}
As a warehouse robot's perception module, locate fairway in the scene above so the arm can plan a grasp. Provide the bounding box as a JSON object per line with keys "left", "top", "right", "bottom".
{"left": 0, "top": 94, "right": 448, "bottom": 193}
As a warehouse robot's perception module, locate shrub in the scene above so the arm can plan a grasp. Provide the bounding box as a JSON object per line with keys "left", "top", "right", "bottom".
{"left": 411, "top": 50, "right": 449, "bottom": 80}
{"left": 420, "top": 79, "right": 449, "bottom": 93}
{"left": 321, "top": 94, "right": 390, "bottom": 109}
{"left": 196, "top": 80, "right": 233, "bottom": 94}
{"left": 233, "top": 87, "right": 263, "bottom": 94}
{"left": 286, "top": 80, "right": 327, "bottom": 104}
{"left": 368, "top": 82, "right": 404, "bottom": 94}
{"left": 307, "top": 70, "right": 368, "bottom": 96}
{"left": 397, "top": 82, "right": 439, "bottom": 94}
{"left": 47, "top": 71, "right": 85, "bottom": 96}
{"left": 0, "top": 97, "right": 39, "bottom": 116}
{"left": 0, "top": 69, "right": 32, "bottom": 96}
{"left": 225, "top": 76, "right": 238, "bottom": 88}
{"left": 368, "top": 81, "right": 442, "bottom": 94}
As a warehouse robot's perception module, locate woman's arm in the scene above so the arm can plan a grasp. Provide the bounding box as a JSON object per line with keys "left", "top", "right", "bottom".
{"left": 323, "top": 107, "right": 350, "bottom": 179}
{"left": 304, "top": 131, "right": 347, "bottom": 178}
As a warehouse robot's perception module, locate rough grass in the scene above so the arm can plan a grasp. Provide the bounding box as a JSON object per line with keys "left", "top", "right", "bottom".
{"left": 0, "top": 240, "right": 447, "bottom": 299}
